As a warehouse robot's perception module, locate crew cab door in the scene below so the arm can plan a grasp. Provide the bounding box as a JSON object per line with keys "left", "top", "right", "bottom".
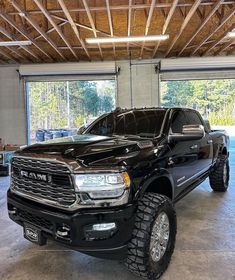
{"left": 167, "top": 110, "right": 200, "bottom": 193}
{"left": 185, "top": 110, "right": 213, "bottom": 174}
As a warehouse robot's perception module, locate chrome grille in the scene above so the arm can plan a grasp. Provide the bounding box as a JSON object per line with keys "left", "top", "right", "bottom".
{"left": 11, "top": 157, "right": 76, "bottom": 208}
{"left": 12, "top": 157, "right": 70, "bottom": 174}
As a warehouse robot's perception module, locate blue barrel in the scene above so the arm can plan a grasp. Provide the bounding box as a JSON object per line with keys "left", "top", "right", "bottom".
{"left": 52, "top": 130, "right": 63, "bottom": 139}
{"left": 35, "top": 129, "right": 45, "bottom": 142}
{"left": 61, "top": 129, "right": 69, "bottom": 137}
{"left": 44, "top": 130, "right": 53, "bottom": 141}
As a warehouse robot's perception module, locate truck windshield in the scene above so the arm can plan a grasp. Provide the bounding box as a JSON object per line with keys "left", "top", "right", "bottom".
{"left": 86, "top": 109, "right": 166, "bottom": 138}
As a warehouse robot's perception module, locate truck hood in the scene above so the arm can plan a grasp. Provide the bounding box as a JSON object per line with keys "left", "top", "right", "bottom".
{"left": 18, "top": 134, "right": 155, "bottom": 167}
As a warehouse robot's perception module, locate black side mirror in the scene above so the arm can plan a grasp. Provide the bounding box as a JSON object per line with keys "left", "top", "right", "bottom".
{"left": 169, "top": 124, "right": 205, "bottom": 142}
{"left": 77, "top": 125, "right": 86, "bottom": 135}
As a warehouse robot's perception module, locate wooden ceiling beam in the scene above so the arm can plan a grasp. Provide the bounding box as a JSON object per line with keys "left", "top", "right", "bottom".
{"left": 34, "top": 21, "right": 67, "bottom": 40}
{"left": 52, "top": 14, "right": 153, "bottom": 54}
{"left": 0, "top": 48, "right": 18, "bottom": 63}
{"left": 0, "top": 29, "right": 27, "bottom": 60}
{"left": 215, "top": 40, "right": 235, "bottom": 55}
{"left": 0, "top": 25, "right": 36, "bottom": 60}
{"left": 0, "top": 42, "right": 28, "bottom": 61}
{"left": 227, "top": 45, "right": 235, "bottom": 55}
{"left": 58, "top": 0, "right": 90, "bottom": 60}
{"left": 152, "top": 0, "right": 178, "bottom": 57}
{"left": 140, "top": 0, "right": 156, "bottom": 58}
{"left": 7, "top": 2, "right": 235, "bottom": 15}
{"left": 33, "top": 0, "right": 78, "bottom": 59}
{"left": 185, "top": 39, "right": 216, "bottom": 49}
{"left": 51, "top": 15, "right": 113, "bottom": 39}
{"left": 105, "top": 0, "right": 115, "bottom": 58}
{"left": 14, "top": 21, "right": 67, "bottom": 56}
{"left": 203, "top": 23, "right": 235, "bottom": 55}
{"left": 178, "top": 6, "right": 186, "bottom": 19}
{"left": 178, "top": 0, "right": 223, "bottom": 56}
{"left": 191, "top": 5, "right": 235, "bottom": 55}
{"left": 9, "top": 0, "right": 65, "bottom": 61}
{"left": 51, "top": 15, "right": 96, "bottom": 33}
{"left": 165, "top": 0, "right": 202, "bottom": 57}
{"left": 161, "top": 7, "right": 166, "bottom": 19}
{"left": 81, "top": 0, "right": 103, "bottom": 59}
{"left": 196, "top": 7, "right": 204, "bottom": 21}
{"left": 0, "top": 11, "right": 50, "bottom": 61}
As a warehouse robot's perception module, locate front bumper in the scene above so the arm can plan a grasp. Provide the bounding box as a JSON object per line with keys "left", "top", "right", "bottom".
{"left": 7, "top": 190, "right": 137, "bottom": 259}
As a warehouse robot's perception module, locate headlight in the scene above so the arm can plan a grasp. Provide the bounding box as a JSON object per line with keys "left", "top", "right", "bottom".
{"left": 74, "top": 172, "right": 130, "bottom": 199}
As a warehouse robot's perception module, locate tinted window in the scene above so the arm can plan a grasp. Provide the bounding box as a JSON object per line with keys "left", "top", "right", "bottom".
{"left": 170, "top": 111, "right": 187, "bottom": 133}
{"left": 186, "top": 111, "right": 203, "bottom": 125}
{"left": 87, "top": 110, "right": 166, "bottom": 138}
{"left": 88, "top": 114, "right": 114, "bottom": 136}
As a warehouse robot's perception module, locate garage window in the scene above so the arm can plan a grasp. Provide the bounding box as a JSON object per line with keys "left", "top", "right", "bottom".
{"left": 160, "top": 79, "right": 235, "bottom": 127}
{"left": 26, "top": 79, "right": 116, "bottom": 144}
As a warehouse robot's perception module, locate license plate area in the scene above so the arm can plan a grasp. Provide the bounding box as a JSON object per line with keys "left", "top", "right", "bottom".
{"left": 24, "top": 223, "right": 47, "bottom": 246}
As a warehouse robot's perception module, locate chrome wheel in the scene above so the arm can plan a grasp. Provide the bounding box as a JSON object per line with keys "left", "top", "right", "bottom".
{"left": 150, "top": 212, "right": 170, "bottom": 262}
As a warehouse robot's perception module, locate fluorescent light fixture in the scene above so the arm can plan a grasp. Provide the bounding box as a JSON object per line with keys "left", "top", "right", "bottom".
{"left": 0, "top": 41, "right": 32, "bottom": 46}
{"left": 86, "top": 35, "right": 169, "bottom": 44}
{"left": 227, "top": 31, "right": 235, "bottom": 38}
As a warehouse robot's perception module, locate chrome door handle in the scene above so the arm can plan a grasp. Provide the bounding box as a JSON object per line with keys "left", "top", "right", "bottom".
{"left": 190, "top": 144, "right": 198, "bottom": 149}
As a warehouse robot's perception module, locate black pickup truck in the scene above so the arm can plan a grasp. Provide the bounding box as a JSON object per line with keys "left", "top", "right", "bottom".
{"left": 7, "top": 107, "right": 229, "bottom": 279}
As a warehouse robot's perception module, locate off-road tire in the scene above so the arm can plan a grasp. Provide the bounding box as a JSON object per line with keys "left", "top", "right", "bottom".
{"left": 209, "top": 155, "right": 229, "bottom": 192}
{"left": 125, "top": 193, "right": 177, "bottom": 279}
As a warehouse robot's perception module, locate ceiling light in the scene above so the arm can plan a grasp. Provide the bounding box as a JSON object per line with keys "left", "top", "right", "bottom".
{"left": 227, "top": 31, "right": 235, "bottom": 38}
{"left": 86, "top": 35, "right": 169, "bottom": 44}
{"left": 19, "top": 12, "right": 26, "bottom": 17}
{"left": 0, "top": 41, "right": 32, "bottom": 46}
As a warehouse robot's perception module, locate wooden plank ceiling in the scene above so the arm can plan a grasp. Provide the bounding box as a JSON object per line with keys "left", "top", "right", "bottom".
{"left": 0, "top": 0, "right": 234, "bottom": 63}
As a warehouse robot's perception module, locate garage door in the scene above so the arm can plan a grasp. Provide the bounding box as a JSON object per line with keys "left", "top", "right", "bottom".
{"left": 20, "top": 62, "right": 118, "bottom": 144}
{"left": 160, "top": 57, "right": 235, "bottom": 81}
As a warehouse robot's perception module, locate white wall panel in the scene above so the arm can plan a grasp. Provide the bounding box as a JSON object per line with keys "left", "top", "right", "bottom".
{"left": 116, "top": 60, "right": 160, "bottom": 108}
{"left": 0, "top": 65, "right": 26, "bottom": 145}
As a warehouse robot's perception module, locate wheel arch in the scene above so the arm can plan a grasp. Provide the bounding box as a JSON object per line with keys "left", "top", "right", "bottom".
{"left": 221, "top": 146, "right": 228, "bottom": 156}
{"left": 138, "top": 172, "right": 175, "bottom": 201}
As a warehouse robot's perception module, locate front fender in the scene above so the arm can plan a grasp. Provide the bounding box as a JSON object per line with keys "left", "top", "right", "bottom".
{"left": 134, "top": 168, "right": 175, "bottom": 200}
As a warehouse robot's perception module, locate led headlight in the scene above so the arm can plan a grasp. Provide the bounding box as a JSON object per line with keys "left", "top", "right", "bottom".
{"left": 74, "top": 172, "right": 130, "bottom": 199}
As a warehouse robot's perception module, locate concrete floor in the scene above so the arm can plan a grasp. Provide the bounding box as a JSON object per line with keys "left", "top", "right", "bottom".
{"left": 0, "top": 137, "right": 235, "bottom": 280}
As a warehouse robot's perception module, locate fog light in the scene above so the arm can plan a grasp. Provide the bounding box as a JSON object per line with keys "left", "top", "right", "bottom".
{"left": 56, "top": 224, "right": 70, "bottom": 238}
{"left": 92, "top": 223, "right": 116, "bottom": 231}
{"left": 8, "top": 207, "right": 17, "bottom": 215}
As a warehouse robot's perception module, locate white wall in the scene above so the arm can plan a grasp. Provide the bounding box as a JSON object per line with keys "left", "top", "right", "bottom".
{"left": 0, "top": 65, "right": 26, "bottom": 145}
{"left": 116, "top": 60, "right": 160, "bottom": 108}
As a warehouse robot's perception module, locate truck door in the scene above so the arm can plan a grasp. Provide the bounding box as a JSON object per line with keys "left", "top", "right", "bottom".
{"left": 185, "top": 110, "right": 213, "bottom": 174}
{"left": 167, "top": 110, "right": 200, "bottom": 194}
{"left": 168, "top": 109, "right": 199, "bottom": 191}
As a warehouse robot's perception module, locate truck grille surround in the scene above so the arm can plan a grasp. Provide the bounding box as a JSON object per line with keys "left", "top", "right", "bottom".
{"left": 11, "top": 157, "right": 76, "bottom": 208}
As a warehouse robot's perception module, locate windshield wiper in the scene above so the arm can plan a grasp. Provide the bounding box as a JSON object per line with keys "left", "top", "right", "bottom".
{"left": 112, "top": 134, "right": 142, "bottom": 138}
{"left": 136, "top": 133, "right": 155, "bottom": 138}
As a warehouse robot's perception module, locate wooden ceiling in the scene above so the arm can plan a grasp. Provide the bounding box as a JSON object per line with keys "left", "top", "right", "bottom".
{"left": 0, "top": 0, "right": 234, "bottom": 64}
